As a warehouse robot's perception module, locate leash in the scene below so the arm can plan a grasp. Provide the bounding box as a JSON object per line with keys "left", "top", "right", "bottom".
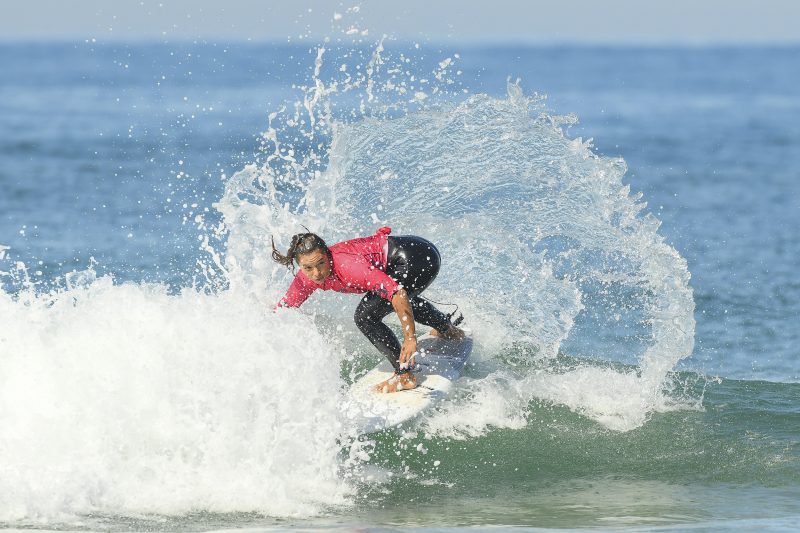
{"left": 417, "top": 295, "right": 464, "bottom": 326}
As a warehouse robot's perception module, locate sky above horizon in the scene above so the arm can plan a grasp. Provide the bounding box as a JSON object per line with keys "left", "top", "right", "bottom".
{"left": 2, "top": 0, "right": 799, "bottom": 44}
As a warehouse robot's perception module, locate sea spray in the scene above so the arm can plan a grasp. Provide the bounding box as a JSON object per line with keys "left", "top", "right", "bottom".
{"left": 271, "top": 78, "right": 696, "bottom": 433}
{"left": 210, "top": 42, "right": 695, "bottom": 433}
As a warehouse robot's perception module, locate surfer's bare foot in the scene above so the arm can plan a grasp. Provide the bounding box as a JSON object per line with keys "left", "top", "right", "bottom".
{"left": 375, "top": 371, "right": 417, "bottom": 393}
{"left": 430, "top": 325, "right": 465, "bottom": 340}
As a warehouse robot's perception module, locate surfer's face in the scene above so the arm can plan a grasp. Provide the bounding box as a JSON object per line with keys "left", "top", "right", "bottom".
{"left": 297, "top": 249, "right": 331, "bottom": 284}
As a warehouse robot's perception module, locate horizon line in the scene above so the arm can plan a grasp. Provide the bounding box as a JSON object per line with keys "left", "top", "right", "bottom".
{"left": 2, "top": 36, "right": 800, "bottom": 48}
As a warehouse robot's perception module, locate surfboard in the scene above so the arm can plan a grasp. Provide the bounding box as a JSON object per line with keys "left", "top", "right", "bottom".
{"left": 344, "top": 332, "right": 473, "bottom": 434}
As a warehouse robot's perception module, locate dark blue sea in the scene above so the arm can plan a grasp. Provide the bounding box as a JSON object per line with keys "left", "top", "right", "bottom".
{"left": 1, "top": 41, "right": 798, "bottom": 531}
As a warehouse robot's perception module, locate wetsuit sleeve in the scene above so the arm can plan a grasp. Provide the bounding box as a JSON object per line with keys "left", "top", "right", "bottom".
{"left": 276, "top": 272, "right": 316, "bottom": 308}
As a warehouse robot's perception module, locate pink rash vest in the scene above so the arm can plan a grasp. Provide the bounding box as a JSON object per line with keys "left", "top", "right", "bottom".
{"left": 277, "top": 227, "right": 400, "bottom": 308}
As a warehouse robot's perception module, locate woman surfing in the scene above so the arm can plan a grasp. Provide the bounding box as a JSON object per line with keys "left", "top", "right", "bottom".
{"left": 273, "top": 227, "right": 465, "bottom": 393}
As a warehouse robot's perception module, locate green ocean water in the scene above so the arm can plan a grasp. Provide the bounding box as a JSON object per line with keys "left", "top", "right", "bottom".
{"left": 340, "top": 375, "right": 800, "bottom": 529}
{"left": 9, "top": 376, "right": 795, "bottom": 532}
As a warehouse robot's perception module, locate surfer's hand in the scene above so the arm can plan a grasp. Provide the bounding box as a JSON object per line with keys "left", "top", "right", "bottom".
{"left": 399, "top": 336, "right": 417, "bottom": 370}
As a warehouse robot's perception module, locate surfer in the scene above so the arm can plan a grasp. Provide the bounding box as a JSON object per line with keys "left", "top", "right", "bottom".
{"left": 273, "top": 227, "right": 464, "bottom": 393}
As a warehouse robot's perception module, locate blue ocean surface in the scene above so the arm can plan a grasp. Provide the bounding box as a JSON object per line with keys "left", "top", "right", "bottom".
{"left": 0, "top": 40, "right": 798, "bottom": 531}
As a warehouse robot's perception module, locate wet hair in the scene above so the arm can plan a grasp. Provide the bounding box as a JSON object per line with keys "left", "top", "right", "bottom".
{"left": 271, "top": 231, "right": 330, "bottom": 272}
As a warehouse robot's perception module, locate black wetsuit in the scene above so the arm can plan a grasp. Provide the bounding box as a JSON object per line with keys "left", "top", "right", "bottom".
{"left": 353, "top": 235, "right": 452, "bottom": 373}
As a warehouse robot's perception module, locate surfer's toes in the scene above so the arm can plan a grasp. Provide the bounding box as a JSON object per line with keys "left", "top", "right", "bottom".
{"left": 375, "top": 372, "right": 417, "bottom": 393}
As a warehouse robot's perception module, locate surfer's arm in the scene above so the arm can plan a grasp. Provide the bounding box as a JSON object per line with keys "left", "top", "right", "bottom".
{"left": 392, "top": 288, "right": 418, "bottom": 370}
{"left": 275, "top": 272, "right": 316, "bottom": 309}
{"left": 345, "top": 258, "right": 419, "bottom": 368}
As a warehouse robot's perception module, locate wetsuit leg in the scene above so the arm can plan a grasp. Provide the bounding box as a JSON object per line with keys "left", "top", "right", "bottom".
{"left": 353, "top": 235, "right": 452, "bottom": 372}
{"left": 387, "top": 235, "right": 452, "bottom": 334}
{"left": 354, "top": 292, "right": 400, "bottom": 369}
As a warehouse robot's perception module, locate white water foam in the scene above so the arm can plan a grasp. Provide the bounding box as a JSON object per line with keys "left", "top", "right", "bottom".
{"left": 0, "top": 274, "right": 349, "bottom": 521}
{"left": 0, "top": 38, "right": 465, "bottom": 523}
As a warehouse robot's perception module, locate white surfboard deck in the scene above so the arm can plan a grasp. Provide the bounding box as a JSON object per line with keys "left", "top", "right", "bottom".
{"left": 343, "top": 332, "right": 473, "bottom": 434}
